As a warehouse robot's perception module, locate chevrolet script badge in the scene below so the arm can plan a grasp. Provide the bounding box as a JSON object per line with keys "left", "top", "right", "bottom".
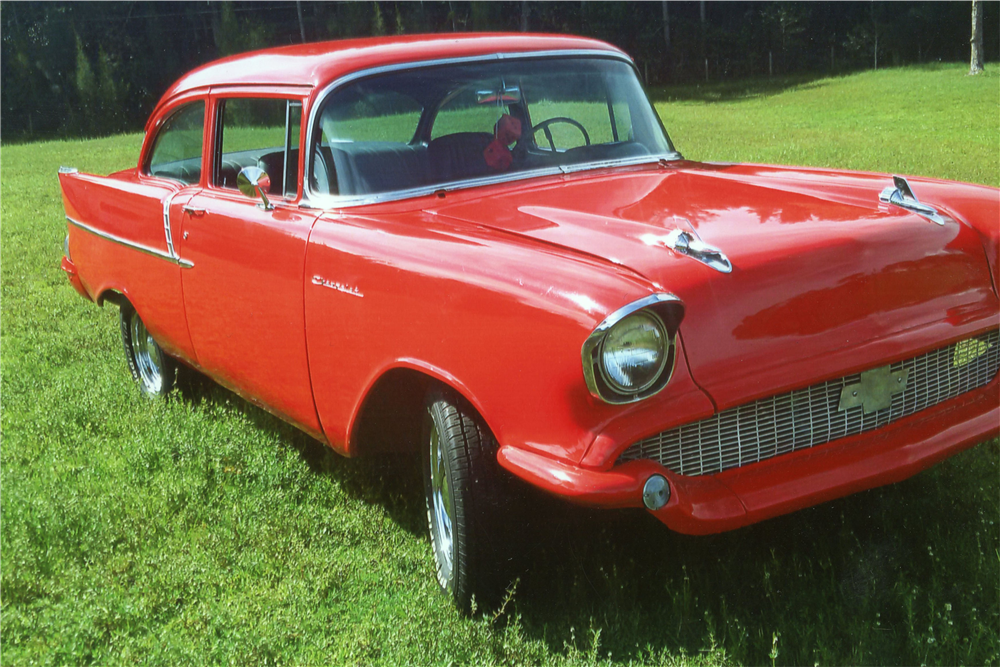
{"left": 838, "top": 365, "right": 908, "bottom": 414}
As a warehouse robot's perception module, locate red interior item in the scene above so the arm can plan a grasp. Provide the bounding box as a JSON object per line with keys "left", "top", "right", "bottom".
{"left": 495, "top": 114, "right": 522, "bottom": 145}
{"left": 483, "top": 139, "right": 513, "bottom": 171}
{"left": 484, "top": 114, "right": 522, "bottom": 171}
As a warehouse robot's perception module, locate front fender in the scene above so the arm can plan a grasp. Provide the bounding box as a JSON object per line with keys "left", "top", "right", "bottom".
{"left": 909, "top": 176, "right": 1000, "bottom": 296}
{"left": 304, "top": 205, "right": 702, "bottom": 464}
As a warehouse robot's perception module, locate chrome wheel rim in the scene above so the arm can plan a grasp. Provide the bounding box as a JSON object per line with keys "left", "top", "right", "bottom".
{"left": 130, "top": 312, "right": 163, "bottom": 394}
{"left": 428, "top": 421, "right": 454, "bottom": 586}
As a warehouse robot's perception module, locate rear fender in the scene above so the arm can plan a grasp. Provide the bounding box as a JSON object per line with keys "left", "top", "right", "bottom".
{"left": 58, "top": 168, "right": 197, "bottom": 363}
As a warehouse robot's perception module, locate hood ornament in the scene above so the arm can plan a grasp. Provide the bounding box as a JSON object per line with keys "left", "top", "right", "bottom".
{"left": 642, "top": 227, "right": 733, "bottom": 274}
{"left": 879, "top": 175, "right": 948, "bottom": 226}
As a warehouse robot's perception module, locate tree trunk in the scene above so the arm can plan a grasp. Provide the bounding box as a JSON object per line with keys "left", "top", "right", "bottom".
{"left": 699, "top": 0, "right": 706, "bottom": 64}
{"left": 661, "top": 0, "right": 670, "bottom": 81}
{"left": 970, "top": 0, "right": 984, "bottom": 75}
{"left": 520, "top": 1, "right": 529, "bottom": 32}
{"left": 662, "top": 1, "right": 670, "bottom": 50}
{"left": 296, "top": 0, "right": 306, "bottom": 42}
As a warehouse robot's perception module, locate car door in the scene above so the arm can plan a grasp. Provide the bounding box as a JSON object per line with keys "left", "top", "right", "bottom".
{"left": 177, "top": 93, "right": 324, "bottom": 437}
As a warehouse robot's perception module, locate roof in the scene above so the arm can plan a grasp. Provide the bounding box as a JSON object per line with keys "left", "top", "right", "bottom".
{"left": 157, "top": 33, "right": 625, "bottom": 106}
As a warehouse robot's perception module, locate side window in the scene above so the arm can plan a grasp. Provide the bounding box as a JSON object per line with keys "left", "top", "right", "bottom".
{"left": 310, "top": 87, "right": 423, "bottom": 196}
{"left": 431, "top": 82, "right": 505, "bottom": 139}
{"left": 319, "top": 90, "right": 422, "bottom": 144}
{"left": 610, "top": 99, "right": 633, "bottom": 142}
{"left": 147, "top": 102, "right": 205, "bottom": 185}
{"left": 216, "top": 98, "right": 302, "bottom": 198}
{"left": 523, "top": 73, "right": 619, "bottom": 150}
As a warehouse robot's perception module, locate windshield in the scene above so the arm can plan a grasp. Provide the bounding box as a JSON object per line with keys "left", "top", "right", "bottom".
{"left": 308, "top": 56, "right": 675, "bottom": 200}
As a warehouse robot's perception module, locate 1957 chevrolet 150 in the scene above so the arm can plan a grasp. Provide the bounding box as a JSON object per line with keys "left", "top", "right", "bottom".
{"left": 58, "top": 33, "right": 1000, "bottom": 610}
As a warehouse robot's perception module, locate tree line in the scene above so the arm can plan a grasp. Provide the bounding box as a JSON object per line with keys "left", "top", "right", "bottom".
{"left": 2, "top": 1, "right": 996, "bottom": 143}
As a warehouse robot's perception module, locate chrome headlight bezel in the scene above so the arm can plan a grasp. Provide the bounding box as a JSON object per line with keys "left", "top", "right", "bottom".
{"left": 598, "top": 310, "right": 669, "bottom": 394}
{"left": 581, "top": 293, "right": 684, "bottom": 404}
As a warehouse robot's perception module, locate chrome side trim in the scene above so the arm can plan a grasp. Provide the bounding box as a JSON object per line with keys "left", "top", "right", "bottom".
{"left": 162, "top": 191, "right": 180, "bottom": 259}
{"left": 66, "top": 216, "right": 194, "bottom": 268}
{"left": 879, "top": 175, "right": 949, "bottom": 226}
{"left": 581, "top": 293, "right": 684, "bottom": 405}
{"left": 301, "top": 49, "right": 682, "bottom": 210}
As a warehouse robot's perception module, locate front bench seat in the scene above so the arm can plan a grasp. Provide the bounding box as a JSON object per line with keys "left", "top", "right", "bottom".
{"left": 257, "top": 148, "right": 299, "bottom": 197}
{"left": 427, "top": 132, "right": 493, "bottom": 183}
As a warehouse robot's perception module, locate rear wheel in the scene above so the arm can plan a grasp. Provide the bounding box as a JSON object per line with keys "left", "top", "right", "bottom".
{"left": 423, "top": 390, "right": 513, "bottom": 612}
{"left": 119, "top": 302, "right": 176, "bottom": 398}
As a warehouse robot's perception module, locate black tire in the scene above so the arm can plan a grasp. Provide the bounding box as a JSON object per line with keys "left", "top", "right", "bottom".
{"left": 119, "top": 302, "right": 176, "bottom": 398}
{"left": 423, "top": 389, "right": 514, "bottom": 613}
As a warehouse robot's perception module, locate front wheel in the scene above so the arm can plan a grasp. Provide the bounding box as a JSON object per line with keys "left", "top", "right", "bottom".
{"left": 119, "top": 302, "right": 176, "bottom": 398}
{"left": 423, "top": 390, "right": 513, "bottom": 612}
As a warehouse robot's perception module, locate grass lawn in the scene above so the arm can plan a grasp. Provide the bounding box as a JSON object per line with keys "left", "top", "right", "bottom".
{"left": 2, "top": 63, "right": 998, "bottom": 665}
{"left": 653, "top": 63, "right": 1000, "bottom": 188}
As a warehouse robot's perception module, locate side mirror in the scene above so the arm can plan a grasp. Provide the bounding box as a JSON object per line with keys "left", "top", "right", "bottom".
{"left": 237, "top": 166, "right": 273, "bottom": 210}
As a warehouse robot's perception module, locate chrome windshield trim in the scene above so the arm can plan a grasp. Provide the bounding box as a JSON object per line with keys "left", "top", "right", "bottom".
{"left": 66, "top": 216, "right": 194, "bottom": 268}
{"left": 581, "top": 293, "right": 684, "bottom": 405}
{"left": 301, "top": 49, "right": 680, "bottom": 210}
{"left": 302, "top": 152, "right": 681, "bottom": 209}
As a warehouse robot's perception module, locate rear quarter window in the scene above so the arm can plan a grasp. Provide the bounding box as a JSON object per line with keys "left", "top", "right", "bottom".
{"left": 147, "top": 102, "right": 205, "bottom": 185}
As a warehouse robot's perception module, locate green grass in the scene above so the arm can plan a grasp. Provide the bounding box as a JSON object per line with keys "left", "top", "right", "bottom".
{"left": 653, "top": 62, "right": 1000, "bottom": 187}
{"left": 2, "top": 63, "right": 998, "bottom": 665}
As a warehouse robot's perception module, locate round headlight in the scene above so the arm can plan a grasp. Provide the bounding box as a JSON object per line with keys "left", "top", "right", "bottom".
{"left": 600, "top": 311, "right": 668, "bottom": 394}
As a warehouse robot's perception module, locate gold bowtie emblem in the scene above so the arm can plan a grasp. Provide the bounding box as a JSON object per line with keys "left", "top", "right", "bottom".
{"left": 838, "top": 365, "right": 909, "bottom": 414}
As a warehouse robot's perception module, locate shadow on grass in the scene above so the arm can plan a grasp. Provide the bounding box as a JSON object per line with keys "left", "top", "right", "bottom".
{"left": 174, "top": 366, "right": 427, "bottom": 536}
{"left": 172, "top": 368, "right": 998, "bottom": 663}
{"left": 648, "top": 63, "right": 993, "bottom": 105}
{"left": 497, "top": 441, "right": 998, "bottom": 664}
{"left": 648, "top": 72, "right": 833, "bottom": 104}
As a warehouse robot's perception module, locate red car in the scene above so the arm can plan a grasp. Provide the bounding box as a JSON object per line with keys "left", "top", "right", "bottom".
{"left": 58, "top": 34, "right": 999, "bottom": 610}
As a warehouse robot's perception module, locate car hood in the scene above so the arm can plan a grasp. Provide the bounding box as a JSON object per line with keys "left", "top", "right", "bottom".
{"left": 434, "top": 161, "right": 999, "bottom": 410}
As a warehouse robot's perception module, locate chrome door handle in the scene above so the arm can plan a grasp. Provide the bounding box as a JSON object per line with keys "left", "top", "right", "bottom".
{"left": 182, "top": 205, "right": 206, "bottom": 217}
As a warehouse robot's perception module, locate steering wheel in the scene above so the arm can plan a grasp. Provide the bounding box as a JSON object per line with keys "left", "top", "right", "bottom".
{"left": 532, "top": 117, "right": 591, "bottom": 151}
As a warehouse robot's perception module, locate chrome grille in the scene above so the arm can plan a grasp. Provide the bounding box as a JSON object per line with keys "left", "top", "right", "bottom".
{"left": 620, "top": 330, "right": 1000, "bottom": 476}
